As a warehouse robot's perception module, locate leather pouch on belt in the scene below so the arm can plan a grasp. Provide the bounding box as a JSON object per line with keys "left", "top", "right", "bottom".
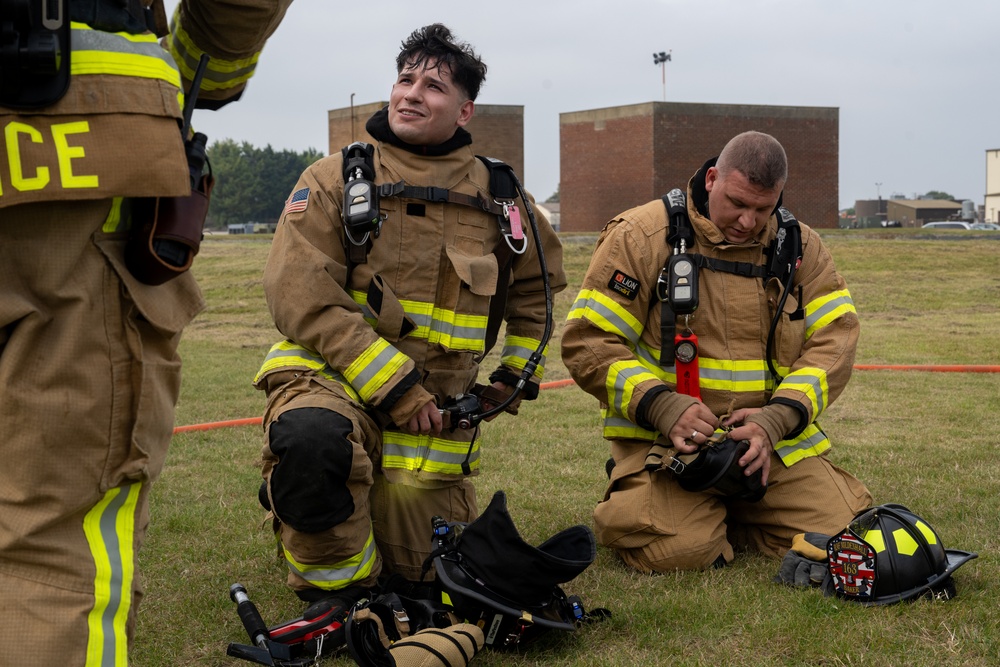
{"left": 125, "top": 173, "right": 215, "bottom": 285}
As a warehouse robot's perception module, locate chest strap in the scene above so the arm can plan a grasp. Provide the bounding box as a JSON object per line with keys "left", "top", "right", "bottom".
{"left": 377, "top": 182, "right": 508, "bottom": 217}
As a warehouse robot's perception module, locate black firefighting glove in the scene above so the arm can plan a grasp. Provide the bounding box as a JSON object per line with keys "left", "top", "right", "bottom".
{"left": 774, "top": 532, "right": 832, "bottom": 588}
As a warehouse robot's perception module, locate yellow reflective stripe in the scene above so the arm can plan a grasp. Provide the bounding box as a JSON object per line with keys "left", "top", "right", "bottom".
{"left": 804, "top": 289, "right": 856, "bottom": 340}
{"left": 602, "top": 409, "right": 657, "bottom": 440}
{"left": 777, "top": 366, "right": 829, "bottom": 416}
{"left": 168, "top": 11, "right": 260, "bottom": 91}
{"left": 698, "top": 358, "right": 772, "bottom": 393}
{"left": 566, "top": 289, "right": 643, "bottom": 344}
{"left": 382, "top": 431, "right": 479, "bottom": 475}
{"left": 255, "top": 340, "right": 361, "bottom": 401}
{"left": 350, "top": 290, "right": 489, "bottom": 352}
{"left": 774, "top": 423, "right": 830, "bottom": 465}
{"left": 282, "top": 528, "right": 377, "bottom": 589}
{"left": 606, "top": 360, "right": 660, "bottom": 418}
{"left": 343, "top": 339, "right": 409, "bottom": 402}
{"left": 83, "top": 483, "right": 140, "bottom": 667}
{"left": 101, "top": 198, "right": 125, "bottom": 233}
{"left": 500, "top": 336, "right": 548, "bottom": 377}
{"left": 70, "top": 24, "right": 181, "bottom": 89}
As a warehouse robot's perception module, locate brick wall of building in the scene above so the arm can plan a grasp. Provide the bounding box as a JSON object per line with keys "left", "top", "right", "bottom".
{"left": 328, "top": 102, "right": 524, "bottom": 177}
{"left": 560, "top": 102, "right": 839, "bottom": 232}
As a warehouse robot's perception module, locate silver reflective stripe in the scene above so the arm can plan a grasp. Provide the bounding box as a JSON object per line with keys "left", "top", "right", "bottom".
{"left": 72, "top": 26, "right": 177, "bottom": 69}
{"left": 287, "top": 536, "right": 377, "bottom": 585}
{"left": 574, "top": 295, "right": 641, "bottom": 345}
{"left": 84, "top": 483, "right": 140, "bottom": 667}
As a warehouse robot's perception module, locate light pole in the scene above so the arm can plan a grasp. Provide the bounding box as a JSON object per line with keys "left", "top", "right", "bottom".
{"left": 653, "top": 50, "right": 671, "bottom": 101}
{"left": 350, "top": 93, "right": 356, "bottom": 142}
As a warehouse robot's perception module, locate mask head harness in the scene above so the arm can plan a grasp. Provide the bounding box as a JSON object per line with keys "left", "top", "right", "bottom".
{"left": 422, "top": 490, "right": 608, "bottom": 650}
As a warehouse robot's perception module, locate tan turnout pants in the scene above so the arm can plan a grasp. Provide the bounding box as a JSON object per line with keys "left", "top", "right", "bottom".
{"left": 0, "top": 200, "right": 203, "bottom": 665}
{"left": 595, "top": 438, "right": 873, "bottom": 572}
{"left": 260, "top": 371, "right": 477, "bottom": 594}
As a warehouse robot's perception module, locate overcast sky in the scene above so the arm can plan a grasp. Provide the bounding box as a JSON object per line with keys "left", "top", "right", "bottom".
{"left": 167, "top": 0, "right": 999, "bottom": 210}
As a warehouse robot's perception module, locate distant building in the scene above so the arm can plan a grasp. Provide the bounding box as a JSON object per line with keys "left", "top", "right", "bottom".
{"left": 328, "top": 102, "right": 525, "bottom": 181}
{"left": 854, "top": 199, "right": 888, "bottom": 228}
{"left": 885, "top": 199, "right": 963, "bottom": 227}
{"left": 986, "top": 149, "right": 1000, "bottom": 223}
{"left": 559, "top": 101, "right": 839, "bottom": 233}
{"left": 535, "top": 202, "right": 559, "bottom": 232}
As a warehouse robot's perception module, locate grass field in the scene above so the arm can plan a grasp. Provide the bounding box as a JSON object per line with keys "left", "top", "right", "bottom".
{"left": 134, "top": 229, "right": 1000, "bottom": 666}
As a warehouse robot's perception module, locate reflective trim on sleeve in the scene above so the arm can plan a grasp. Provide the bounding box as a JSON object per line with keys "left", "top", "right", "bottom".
{"left": 601, "top": 409, "right": 658, "bottom": 441}
{"left": 776, "top": 366, "right": 829, "bottom": 416}
{"left": 774, "top": 422, "right": 831, "bottom": 465}
{"left": 343, "top": 339, "right": 409, "bottom": 403}
{"left": 804, "top": 289, "right": 856, "bottom": 340}
{"left": 606, "top": 360, "right": 661, "bottom": 418}
{"left": 83, "top": 483, "right": 141, "bottom": 667}
{"left": 566, "top": 289, "right": 643, "bottom": 345}
{"left": 254, "top": 340, "right": 361, "bottom": 402}
{"left": 500, "top": 335, "right": 547, "bottom": 378}
{"left": 166, "top": 11, "right": 260, "bottom": 93}
{"left": 381, "top": 430, "right": 479, "bottom": 475}
{"left": 282, "top": 528, "right": 377, "bottom": 590}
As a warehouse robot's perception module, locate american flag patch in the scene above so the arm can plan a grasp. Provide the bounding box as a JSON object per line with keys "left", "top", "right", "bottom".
{"left": 283, "top": 187, "right": 310, "bottom": 215}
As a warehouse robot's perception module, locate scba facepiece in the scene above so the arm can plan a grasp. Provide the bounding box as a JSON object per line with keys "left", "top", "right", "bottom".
{"left": 428, "top": 490, "right": 604, "bottom": 649}
{"left": 668, "top": 437, "right": 766, "bottom": 502}
{"left": 827, "top": 504, "right": 977, "bottom": 605}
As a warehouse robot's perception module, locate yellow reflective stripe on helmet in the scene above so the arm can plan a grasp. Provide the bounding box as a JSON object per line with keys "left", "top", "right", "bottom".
{"left": 500, "top": 335, "right": 548, "bottom": 378}
{"left": 255, "top": 341, "right": 361, "bottom": 401}
{"left": 343, "top": 339, "right": 409, "bottom": 402}
{"left": 804, "top": 289, "right": 856, "bottom": 340}
{"left": 382, "top": 431, "right": 479, "bottom": 475}
{"left": 282, "top": 528, "right": 377, "bottom": 590}
{"left": 166, "top": 9, "right": 260, "bottom": 92}
{"left": 566, "top": 289, "right": 643, "bottom": 345}
{"left": 777, "top": 366, "right": 829, "bottom": 416}
{"left": 71, "top": 23, "right": 181, "bottom": 89}
{"left": 774, "top": 423, "right": 830, "bottom": 465}
{"left": 83, "top": 482, "right": 140, "bottom": 667}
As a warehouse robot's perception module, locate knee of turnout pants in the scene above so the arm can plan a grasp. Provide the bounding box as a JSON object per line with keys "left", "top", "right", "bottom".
{"left": 727, "top": 453, "right": 873, "bottom": 559}
{"left": 262, "top": 395, "right": 380, "bottom": 592}
{"left": 595, "top": 440, "right": 733, "bottom": 572}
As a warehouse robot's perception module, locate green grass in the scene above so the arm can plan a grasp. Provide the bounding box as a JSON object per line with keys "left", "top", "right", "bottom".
{"left": 134, "top": 231, "right": 1000, "bottom": 666}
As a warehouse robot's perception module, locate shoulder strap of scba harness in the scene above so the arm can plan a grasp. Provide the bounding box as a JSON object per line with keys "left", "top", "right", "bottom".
{"left": 658, "top": 188, "right": 803, "bottom": 367}
{"left": 341, "top": 143, "right": 525, "bottom": 358}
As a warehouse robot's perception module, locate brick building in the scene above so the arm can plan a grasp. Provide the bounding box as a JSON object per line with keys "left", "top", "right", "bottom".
{"left": 559, "top": 102, "right": 839, "bottom": 232}
{"left": 328, "top": 101, "right": 524, "bottom": 178}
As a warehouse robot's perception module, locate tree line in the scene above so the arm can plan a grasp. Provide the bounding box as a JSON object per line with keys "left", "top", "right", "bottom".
{"left": 206, "top": 140, "right": 324, "bottom": 229}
